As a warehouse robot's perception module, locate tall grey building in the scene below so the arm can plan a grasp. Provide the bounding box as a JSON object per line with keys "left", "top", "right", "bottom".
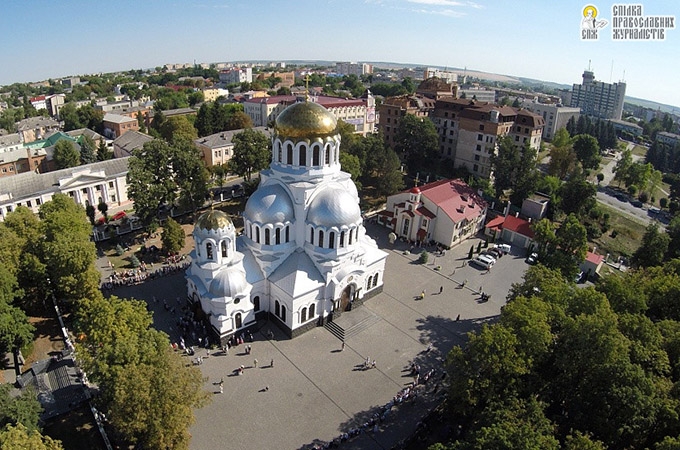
{"left": 570, "top": 70, "right": 626, "bottom": 120}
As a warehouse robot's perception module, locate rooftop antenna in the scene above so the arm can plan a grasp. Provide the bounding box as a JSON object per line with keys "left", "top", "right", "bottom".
{"left": 588, "top": 59, "right": 591, "bottom": 71}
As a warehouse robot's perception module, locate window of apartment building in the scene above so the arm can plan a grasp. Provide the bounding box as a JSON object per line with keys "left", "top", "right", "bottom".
{"left": 6, "top": 206, "right": 12, "bottom": 212}
{"left": 447, "top": 148, "right": 452, "bottom": 156}
{"left": 515, "top": 136, "right": 520, "bottom": 142}
{"left": 386, "top": 118, "right": 390, "bottom": 123}
{"left": 82, "top": 188, "right": 87, "bottom": 194}
{"left": 476, "top": 144, "right": 481, "bottom": 151}
{"left": 448, "top": 139, "right": 452, "bottom": 144}
{"left": 449, "top": 130, "right": 454, "bottom": 135}
{"left": 36, "top": 198, "right": 41, "bottom": 205}
{"left": 444, "top": 112, "right": 449, "bottom": 117}
{"left": 109, "top": 181, "right": 114, "bottom": 188}
{"left": 8, "top": 166, "right": 13, "bottom": 171}
{"left": 524, "top": 128, "right": 529, "bottom": 133}
{"left": 111, "top": 194, "right": 117, "bottom": 202}
{"left": 473, "top": 164, "right": 479, "bottom": 172}
{"left": 26, "top": 200, "right": 32, "bottom": 208}
{"left": 386, "top": 127, "right": 390, "bottom": 132}
{"left": 477, "top": 134, "right": 483, "bottom": 141}
{"left": 95, "top": 185, "right": 101, "bottom": 191}
{"left": 523, "top": 137, "right": 527, "bottom": 143}
{"left": 474, "top": 155, "right": 480, "bottom": 161}
{"left": 479, "top": 124, "right": 484, "bottom": 131}
{"left": 516, "top": 126, "right": 521, "bottom": 132}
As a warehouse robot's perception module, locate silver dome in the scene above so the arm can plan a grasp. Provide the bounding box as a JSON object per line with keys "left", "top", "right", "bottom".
{"left": 244, "top": 183, "right": 295, "bottom": 225}
{"left": 306, "top": 186, "right": 361, "bottom": 227}
{"left": 209, "top": 268, "right": 248, "bottom": 298}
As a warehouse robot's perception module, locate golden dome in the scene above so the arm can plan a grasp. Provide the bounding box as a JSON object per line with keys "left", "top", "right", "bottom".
{"left": 275, "top": 101, "right": 338, "bottom": 138}
{"left": 196, "top": 209, "right": 232, "bottom": 231}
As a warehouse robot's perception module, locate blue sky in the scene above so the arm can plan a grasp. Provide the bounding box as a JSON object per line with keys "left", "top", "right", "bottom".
{"left": 1, "top": 0, "right": 678, "bottom": 109}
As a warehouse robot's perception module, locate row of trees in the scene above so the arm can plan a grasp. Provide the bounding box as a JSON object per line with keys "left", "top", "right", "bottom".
{"left": 566, "top": 115, "right": 618, "bottom": 151}
{"left": 434, "top": 261, "right": 680, "bottom": 450}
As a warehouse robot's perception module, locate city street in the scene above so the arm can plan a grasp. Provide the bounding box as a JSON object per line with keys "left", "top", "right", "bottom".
{"left": 109, "top": 224, "right": 530, "bottom": 450}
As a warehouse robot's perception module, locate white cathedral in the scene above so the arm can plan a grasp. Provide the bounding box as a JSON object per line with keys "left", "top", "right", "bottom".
{"left": 185, "top": 100, "right": 388, "bottom": 340}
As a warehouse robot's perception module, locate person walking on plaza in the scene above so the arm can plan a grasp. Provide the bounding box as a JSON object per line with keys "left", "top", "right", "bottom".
{"left": 270, "top": 358, "right": 274, "bottom": 368}
{"left": 439, "top": 286, "right": 443, "bottom": 294}
{"left": 341, "top": 341, "right": 345, "bottom": 351}
{"left": 254, "top": 359, "right": 258, "bottom": 368}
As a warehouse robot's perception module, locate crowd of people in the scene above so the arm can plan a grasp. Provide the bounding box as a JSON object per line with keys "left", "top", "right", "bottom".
{"left": 306, "top": 359, "right": 445, "bottom": 449}
{"left": 102, "top": 259, "right": 190, "bottom": 290}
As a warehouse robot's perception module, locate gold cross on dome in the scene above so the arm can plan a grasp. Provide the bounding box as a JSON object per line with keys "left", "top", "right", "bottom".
{"left": 304, "top": 74, "right": 310, "bottom": 101}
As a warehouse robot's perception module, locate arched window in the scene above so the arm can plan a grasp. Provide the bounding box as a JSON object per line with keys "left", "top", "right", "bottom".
{"left": 265, "top": 228, "right": 270, "bottom": 245}
{"left": 206, "top": 243, "right": 213, "bottom": 260}
{"left": 285, "top": 226, "right": 290, "bottom": 243}
{"left": 281, "top": 305, "right": 286, "bottom": 322}
{"left": 301, "top": 307, "right": 307, "bottom": 323}
{"left": 325, "top": 146, "right": 330, "bottom": 165}
{"left": 340, "top": 231, "right": 345, "bottom": 248}
{"left": 373, "top": 273, "right": 379, "bottom": 287}
{"left": 366, "top": 278, "right": 372, "bottom": 290}
{"left": 277, "top": 145, "right": 282, "bottom": 163}
{"left": 287, "top": 143, "right": 293, "bottom": 165}
{"left": 255, "top": 227, "right": 260, "bottom": 244}
{"left": 299, "top": 145, "right": 306, "bottom": 166}
{"left": 275, "top": 228, "right": 281, "bottom": 245}
{"left": 275, "top": 300, "right": 280, "bottom": 317}
{"left": 348, "top": 228, "right": 353, "bottom": 245}
{"left": 310, "top": 227, "right": 314, "bottom": 245}
{"left": 329, "top": 232, "right": 335, "bottom": 249}
{"left": 312, "top": 146, "right": 320, "bottom": 166}
{"left": 309, "top": 303, "right": 315, "bottom": 318}
{"left": 253, "top": 296, "right": 260, "bottom": 311}
{"left": 221, "top": 241, "right": 227, "bottom": 257}
{"left": 318, "top": 230, "right": 324, "bottom": 248}
{"left": 235, "top": 313, "right": 242, "bottom": 329}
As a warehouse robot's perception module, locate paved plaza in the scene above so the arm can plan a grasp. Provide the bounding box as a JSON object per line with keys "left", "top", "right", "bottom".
{"left": 107, "top": 224, "right": 529, "bottom": 450}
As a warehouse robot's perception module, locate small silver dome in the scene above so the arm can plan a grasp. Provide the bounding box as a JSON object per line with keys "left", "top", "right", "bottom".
{"left": 209, "top": 269, "right": 248, "bottom": 298}
{"left": 307, "top": 187, "right": 361, "bottom": 227}
{"left": 244, "top": 183, "right": 295, "bottom": 225}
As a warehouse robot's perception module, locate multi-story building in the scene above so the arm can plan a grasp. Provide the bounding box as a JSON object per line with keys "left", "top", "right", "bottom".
{"left": 195, "top": 127, "right": 271, "bottom": 167}
{"left": 0, "top": 147, "right": 47, "bottom": 177}
{"left": 377, "top": 95, "right": 435, "bottom": 147}
{"left": 657, "top": 131, "right": 680, "bottom": 148}
{"left": 202, "top": 87, "right": 229, "bottom": 103}
{"left": 102, "top": 113, "right": 139, "bottom": 139}
{"left": 112, "top": 130, "right": 153, "bottom": 158}
{"left": 457, "top": 87, "right": 496, "bottom": 103}
{"left": 519, "top": 100, "right": 580, "bottom": 141}
{"left": 256, "top": 71, "right": 296, "bottom": 88}
{"left": 0, "top": 133, "right": 23, "bottom": 153}
{"left": 244, "top": 94, "right": 376, "bottom": 136}
{"left": 423, "top": 68, "right": 458, "bottom": 85}
{"left": 0, "top": 157, "right": 131, "bottom": 221}
{"left": 219, "top": 68, "right": 252, "bottom": 85}
{"left": 335, "top": 62, "right": 373, "bottom": 77}
{"left": 432, "top": 100, "right": 544, "bottom": 178}
{"left": 609, "top": 119, "right": 643, "bottom": 138}
{"left": 570, "top": 70, "right": 626, "bottom": 120}
{"left": 16, "top": 117, "right": 61, "bottom": 143}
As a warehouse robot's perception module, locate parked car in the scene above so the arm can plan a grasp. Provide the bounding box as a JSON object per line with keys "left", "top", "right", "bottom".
{"left": 470, "top": 254, "right": 495, "bottom": 269}
{"left": 494, "top": 243, "right": 511, "bottom": 253}
{"left": 485, "top": 248, "right": 502, "bottom": 259}
{"left": 526, "top": 252, "right": 538, "bottom": 265}
{"left": 631, "top": 199, "right": 643, "bottom": 208}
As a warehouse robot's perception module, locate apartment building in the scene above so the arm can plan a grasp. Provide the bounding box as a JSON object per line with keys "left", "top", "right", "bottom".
{"left": 219, "top": 68, "right": 253, "bottom": 85}
{"left": 570, "top": 70, "right": 626, "bottom": 120}
{"left": 377, "top": 95, "right": 436, "bottom": 147}
{"left": 102, "top": 113, "right": 139, "bottom": 139}
{"left": 432, "top": 99, "right": 544, "bottom": 178}
{"left": 519, "top": 100, "right": 580, "bottom": 141}
{"left": 336, "top": 62, "right": 373, "bottom": 77}
{"left": 194, "top": 126, "right": 271, "bottom": 167}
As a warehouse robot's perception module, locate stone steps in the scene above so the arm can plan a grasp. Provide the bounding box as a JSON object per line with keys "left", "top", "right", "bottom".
{"left": 324, "top": 312, "right": 382, "bottom": 341}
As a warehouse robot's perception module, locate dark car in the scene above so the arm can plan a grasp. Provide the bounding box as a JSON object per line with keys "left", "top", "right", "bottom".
{"left": 631, "top": 199, "right": 643, "bottom": 208}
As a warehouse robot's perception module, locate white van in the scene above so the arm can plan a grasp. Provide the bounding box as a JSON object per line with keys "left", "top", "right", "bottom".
{"left": 470, "top": 254, "right": 495, "bottom": 269}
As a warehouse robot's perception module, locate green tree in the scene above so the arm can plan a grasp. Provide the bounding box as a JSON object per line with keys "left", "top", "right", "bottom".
{"left": 53, "top": 139, "right": 80, "bottom": 169}
{"left": 127, "top": 139, "right": 209, "bottom": 226}
{"left": 97, "top": 201, "right": 108, "bottom": 222}
{"left": 74, "top": 295, "right": 209, "bottom": 450}
{"left": 490, "top": 136, "right": 520, "bottom": 199}
{"left": 0, "top": 385, "right": 43, "bottom": 432}
{"left": 509, "top": 143, "right": 539, "bottom": 206}
{"left": 162, "top": 218, "right": 185, "bottom": 255}
{"left": 0, "top": 423, "right": 63, "bottom": 450}
{"left": 393, "top": 114, "right": 439, "bottom": 176}
{"left": 572, "top": 134, "right": 601, "bottom": 170}
{"left": 547, "top": 145, "right": 578, "bottom": 179}
{"left": 97, "top": 139, "right": 111, "bottom": 161}
{"left": 226, "top": 111, "right": 253, "bottom": 130}
{"left": 79, "top": 135, "right": 97, "bottom": 165}
{"left": 59, "top": 102, "right": 81, "bottom": 131}
{"left": 159, "top": 116, "right": 198, "bottom": 143}
{"left": 39, "top": 194, "right": 101, "bottom": 305}
{"left": 227, "top": 128, "right": 271, "bottom": 182}
{"left": 632, "top": 223, "right": 669, "bottom": 268}
{"left": 558, "top": 175, "right": 597, "bottom": 216}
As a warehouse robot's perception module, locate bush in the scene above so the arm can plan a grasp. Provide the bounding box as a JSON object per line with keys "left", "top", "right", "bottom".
{"left": 129, "top": 254, "right": 141, "bottom": 268}
{"left": 419, "top": 251, "right": 429, "bottom": 264}
{"left": 115, "top": 244, "right": 124, "bottom": 256}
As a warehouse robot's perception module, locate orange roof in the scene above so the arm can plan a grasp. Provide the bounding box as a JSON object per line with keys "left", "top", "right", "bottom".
{"left": 502, "top": 215, "right": 534, "bottom": 238}
{"left": 485, "top": 216, "right": 505, "bottom": 230}
{"left": 586, "top": 251, "right": 604, "bottom": 265}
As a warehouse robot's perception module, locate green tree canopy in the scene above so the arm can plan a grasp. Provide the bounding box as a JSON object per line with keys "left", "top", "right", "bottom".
{"left": 393, "top": 114, "right": 439, "bottom": 176}
{"left": 0, "top": 423, "right": 63, "bottom": 450}
{"left": 79, "top": 135, "right": 97, "bottom": 165}
{"left": 161, "top": 218, "right": 185, "bottom": 255}
{"left": 572, "top": 134, "right": 601, "bottom": 170}
{"left": 52, "top": 139, "right": 80, "bottom": 169}
{"left": 227, "top": 128, "right": 271, "bottom": 182}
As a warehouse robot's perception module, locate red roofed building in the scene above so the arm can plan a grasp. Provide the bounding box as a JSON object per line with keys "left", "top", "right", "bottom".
{"left": 484, "top": 213, "right": 536, "bottom": 249}
{"left": 580, "top": 250, "right": 604, "bottom": 277}
{"left": 381, "top": 179, "right": 487, "bottom": 248}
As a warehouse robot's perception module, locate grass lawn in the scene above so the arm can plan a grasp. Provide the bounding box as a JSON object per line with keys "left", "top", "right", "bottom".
{"left": 591, "top": 203, "right": 646, "bottom": 259}
{"left": 631, "top": 144, "right": 649, "bottom": 157}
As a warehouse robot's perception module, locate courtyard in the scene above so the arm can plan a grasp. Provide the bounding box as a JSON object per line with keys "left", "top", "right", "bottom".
{"left": 107, "top": 223, "right": 530, "bottom": 450}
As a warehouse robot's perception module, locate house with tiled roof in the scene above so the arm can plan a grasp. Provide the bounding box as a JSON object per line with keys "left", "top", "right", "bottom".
{"left": 194, "top": 127, "right": 271, "bottom": 167}
{"left": 380, "top": 179, "right": 487, "bottom": 248}
{"left": 113, "top": 130, "right": 153, "bottom": 158}
{"left": 580, "top": 250, "right": 604, "bottom": 277}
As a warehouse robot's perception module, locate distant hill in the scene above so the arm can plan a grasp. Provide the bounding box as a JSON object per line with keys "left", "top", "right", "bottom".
{"left": 623, "top": 96, "right": 679, "bottom": 115}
